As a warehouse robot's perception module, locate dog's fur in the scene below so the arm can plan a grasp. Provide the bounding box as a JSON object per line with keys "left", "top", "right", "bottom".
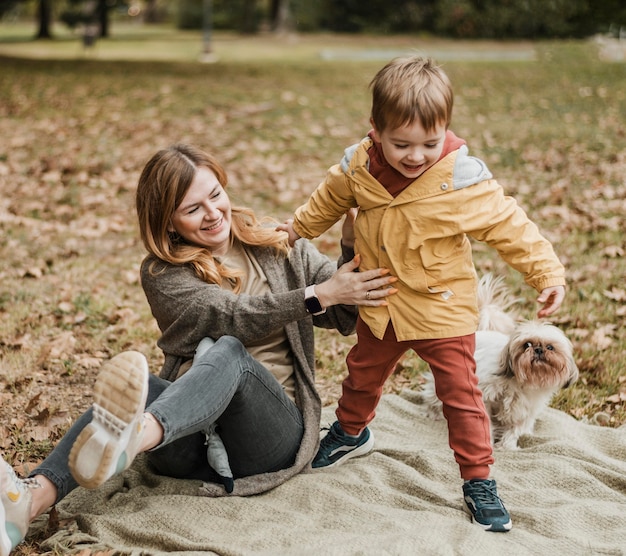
{"left": 421, "top": 274, "right": 579, "bottom": 449}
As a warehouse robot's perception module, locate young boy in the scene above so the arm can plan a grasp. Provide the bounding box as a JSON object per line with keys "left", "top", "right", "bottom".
{"left": 279, "top": 56, "right": 566, "bottom": 533}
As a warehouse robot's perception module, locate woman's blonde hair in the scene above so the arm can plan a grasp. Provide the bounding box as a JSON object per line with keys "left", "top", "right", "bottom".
{"left": 136, "top": 144, "right": 289, "bottom": 291}
{"left": 370, "top": 56, "right": 453, "bottom": 133}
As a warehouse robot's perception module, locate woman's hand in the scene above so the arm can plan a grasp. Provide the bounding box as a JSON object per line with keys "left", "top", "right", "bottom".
{"left": 314, "top": 254, "right": 398, "bottom": 308}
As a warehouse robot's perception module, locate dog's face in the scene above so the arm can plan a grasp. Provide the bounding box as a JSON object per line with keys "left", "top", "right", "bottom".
{"left": 501, "top": 321, "right": 579, "bottom": 389}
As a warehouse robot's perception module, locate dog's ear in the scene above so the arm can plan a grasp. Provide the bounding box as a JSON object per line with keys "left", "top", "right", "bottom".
{"left": 497, "top": 342, "right": 516, "bottom": 378}
{"left": 562, "top": 352, "right": 580, "bottom": 388}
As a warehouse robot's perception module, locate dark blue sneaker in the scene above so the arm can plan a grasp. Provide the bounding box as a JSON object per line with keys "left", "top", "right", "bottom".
{"left": 312, "top": 421, "right": 374, "bottom": 469}
{"left": 463, "top": 479, "right": 512, "bottom": 532}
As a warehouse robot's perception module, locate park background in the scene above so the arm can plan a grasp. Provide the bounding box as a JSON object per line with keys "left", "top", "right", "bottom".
{"left": 0, "top": 1, "right": 625, "bottom": 553}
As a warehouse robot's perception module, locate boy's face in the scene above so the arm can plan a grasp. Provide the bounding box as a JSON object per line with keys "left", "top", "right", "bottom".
{"left": 372, "top": 119, "right": 446, "bottom": 180}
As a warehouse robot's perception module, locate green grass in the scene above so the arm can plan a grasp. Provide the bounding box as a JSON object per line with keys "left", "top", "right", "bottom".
{"left": 1, "top": 27, "right": 625, "bottom": 484}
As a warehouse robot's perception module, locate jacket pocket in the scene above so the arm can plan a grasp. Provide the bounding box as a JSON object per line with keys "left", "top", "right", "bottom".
{"left": 404, "top": 236, "right": 471, "bottom": 294}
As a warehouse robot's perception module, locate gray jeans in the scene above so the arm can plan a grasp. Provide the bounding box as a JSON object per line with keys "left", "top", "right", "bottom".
{"left": 33, "top": 336, "right": 304, "bottom": 504}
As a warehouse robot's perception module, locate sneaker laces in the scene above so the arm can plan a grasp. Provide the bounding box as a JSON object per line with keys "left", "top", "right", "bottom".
{"left": 3, "top": 463, "right": 41, "bottom": 495}
{"left": 466, "top": 481, "right": 505, "bottom": 510}
{"left": 318, "top": 424, "right": 341, "bottom": 449}
{"left": 21, "top": 478, "right": 42, "bottom": 490}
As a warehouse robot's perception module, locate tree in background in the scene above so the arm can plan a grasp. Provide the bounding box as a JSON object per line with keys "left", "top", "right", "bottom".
{"left": 60, "top": 0, "right": 127, "bottom": 38}
{"left": 0, "top": 0, "right": 21, "bottom": 19}
{"left": 176, "top": 0, "right": 296, "bottom": 34}
{"left": 1, "top": 0, "right": 625, "bottom": 40}
{"left": 177, "top": 0, "right": 262, "bottom": 34}
{"left": 0, "top": 0, "right": 53, "bottom": 38}
{"left": 270, "top": 0, "right": 291, "bottom": 33}
{"left": 316, "top": 0, "right": 626, "bottom": 38}
{"left": 35, "top": 0, "right": 51, "bottom": 37}
{"left": 142, "top": 0, "right": 162, "bottom": 23}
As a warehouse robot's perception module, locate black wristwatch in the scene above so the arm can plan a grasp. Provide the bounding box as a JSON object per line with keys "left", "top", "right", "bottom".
{"left": 304, "top": 285, "right": 326, "bottom": 316}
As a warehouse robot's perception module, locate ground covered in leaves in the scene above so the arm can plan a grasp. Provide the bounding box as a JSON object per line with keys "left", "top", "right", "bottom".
{"left": 0, "top": 31, "right": 625, "bottom": 554}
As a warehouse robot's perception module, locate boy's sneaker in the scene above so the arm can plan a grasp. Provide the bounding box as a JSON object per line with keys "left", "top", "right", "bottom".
{"left": 463, "top": 479, "right": 512, "bottom": 532}
{"left": 69, "top": 351, "right": 149, "bottom": 489}
{"left": 312, "top": 421, "right": 374, "bottom": 469}
{"left": 1, "top": 457, "right": 36, "bottom": 556}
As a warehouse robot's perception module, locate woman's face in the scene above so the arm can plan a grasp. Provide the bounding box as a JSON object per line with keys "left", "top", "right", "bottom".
{"left": 169, "top": 167, "right": 232, "bottom": 255}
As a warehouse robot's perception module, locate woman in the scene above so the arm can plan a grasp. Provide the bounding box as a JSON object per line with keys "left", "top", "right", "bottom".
{"left": 1, "top": 144, "right": 396, "bottom": 555}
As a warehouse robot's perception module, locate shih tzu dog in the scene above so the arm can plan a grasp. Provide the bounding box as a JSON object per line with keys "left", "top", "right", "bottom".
{"left": 420, "top": 274, "right": 579, "bottom": 449}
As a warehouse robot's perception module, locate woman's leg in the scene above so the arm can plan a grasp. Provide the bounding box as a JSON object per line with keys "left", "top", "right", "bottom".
{"left": 27, "top": 357, "right": 169, "bottom": 509}
{"left": 21, "top": 335, "right": 300, "bottom": 519}
{"left": 147, "top": 335, "right": 303, "bottom": 480}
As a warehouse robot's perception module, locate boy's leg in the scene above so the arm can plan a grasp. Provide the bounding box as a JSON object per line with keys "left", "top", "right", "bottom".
{"left": 414, "top": 335, "right": 493, "bottom": 478}
{"left": 313, "top": 319, "right": 408, "bottom": 469}
{"left": 415, "top": 335, "right": 511, "bottom": 532}
{"left": 337, "top": 318, "right": 409, "bottom": 435}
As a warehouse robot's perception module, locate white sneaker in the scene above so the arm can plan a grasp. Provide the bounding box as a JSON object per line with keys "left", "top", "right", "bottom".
{"left": 1, "top": 457, "right": 34, "bottom": 556}
{"left": 69, "top": 351, "right": 149, "bottom": 489}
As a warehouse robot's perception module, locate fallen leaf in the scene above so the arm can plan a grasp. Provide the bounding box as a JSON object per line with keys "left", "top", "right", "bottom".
{"left": 602, "top": 288, "right": 626, "bottom": 302}
{"left": 25, "top": 392, "right": 42, "bottom": 414}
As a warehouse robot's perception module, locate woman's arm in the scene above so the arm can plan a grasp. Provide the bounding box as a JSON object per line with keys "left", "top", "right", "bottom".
{"left": 289, "top": 235, "right": 396, "bottom": 335}
{"left": 141, "top": 257, "right": 311, "bottom": 356}
{"left": 141, "top": 236, "right": 396, "bottom": 357}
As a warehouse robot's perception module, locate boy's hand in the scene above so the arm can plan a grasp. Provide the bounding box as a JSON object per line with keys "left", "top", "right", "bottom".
{"left": 341, "top": 207, "right": 358, "bottom": 249}
{"left": 536, "top": 285, "right": 565, "bottom": 318}
{"left": 276, "top": 219, "right": 301, "bottom": 247}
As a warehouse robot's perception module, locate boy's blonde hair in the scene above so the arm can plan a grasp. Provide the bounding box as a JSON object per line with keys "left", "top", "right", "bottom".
{"left": 370, "top": 56, "right": 453, "bottom": 133}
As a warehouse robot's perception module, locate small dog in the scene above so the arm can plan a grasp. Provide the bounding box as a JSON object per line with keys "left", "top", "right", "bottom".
{"left": 421, "top": 274, "right": 579, "bottom": 449}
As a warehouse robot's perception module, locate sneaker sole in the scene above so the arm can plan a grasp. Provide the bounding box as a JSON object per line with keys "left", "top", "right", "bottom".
{"left": 68, "top": 351, "right": 149, "bottom": 489}
{"left": 316, "top": 430, "right": 375, "bottom": 469}
{"left": 463, "top": 504, "right": 512, "bottom": 532}
{"left": 0, "top": 495, "right": 10, "bottom": 556}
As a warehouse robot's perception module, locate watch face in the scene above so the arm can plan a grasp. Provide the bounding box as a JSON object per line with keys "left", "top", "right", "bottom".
{"left": 305, "top": 295, "right": 324, "bottom": 315}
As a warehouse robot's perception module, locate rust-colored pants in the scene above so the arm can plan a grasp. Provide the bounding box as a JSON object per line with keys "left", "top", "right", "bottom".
{"left": 337, "top": 317, "right": 493, "bottom": 480}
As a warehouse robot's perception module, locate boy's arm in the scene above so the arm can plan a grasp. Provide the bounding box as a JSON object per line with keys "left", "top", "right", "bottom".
{"left": 465, "top": 180, "right": 566, "bottom": 312}
{"left": 275, "top": 219, "right": 301, "bottom": 247}
{"left": 292, "top": 163, "right": 357, "bottom": 241}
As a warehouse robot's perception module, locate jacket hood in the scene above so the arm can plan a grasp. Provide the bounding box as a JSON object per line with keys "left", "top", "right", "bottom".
{"left": 341, "top": 137, "right": 492, "bottom": 192}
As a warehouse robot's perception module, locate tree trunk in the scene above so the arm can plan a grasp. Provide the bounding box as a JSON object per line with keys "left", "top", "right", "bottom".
{"left": 239, "top": 0, "right": 257, "bottom": 34}
{"left": 98, "top": 0, "right": 109, "bottom": 38}
{"left": 35, "top": 0, "right": 52, "bottom": 39}
{"left": 271, "top": 0, "right": 291, "bottom": 33}
{"left": 143, "top": 0, "right": 160, "bottom": 23}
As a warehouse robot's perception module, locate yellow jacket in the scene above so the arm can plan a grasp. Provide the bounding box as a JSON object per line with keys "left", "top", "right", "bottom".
{"left": 293, "top": 137, "right": 566, "bottom": 341}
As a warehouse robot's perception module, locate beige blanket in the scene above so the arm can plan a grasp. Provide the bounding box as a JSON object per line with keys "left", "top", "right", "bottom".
{"left": 38, "top": 392, "right": 626, "bottom": 555}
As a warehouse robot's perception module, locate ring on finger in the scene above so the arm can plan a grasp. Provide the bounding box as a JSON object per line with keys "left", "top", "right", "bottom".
{"left": 365, "top": 291, "right": 371, "bottom": 300}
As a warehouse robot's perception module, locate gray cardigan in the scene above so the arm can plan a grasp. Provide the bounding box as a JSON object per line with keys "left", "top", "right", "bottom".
{"left": 140, "top": 240, "right": 357, "bottom": 496}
